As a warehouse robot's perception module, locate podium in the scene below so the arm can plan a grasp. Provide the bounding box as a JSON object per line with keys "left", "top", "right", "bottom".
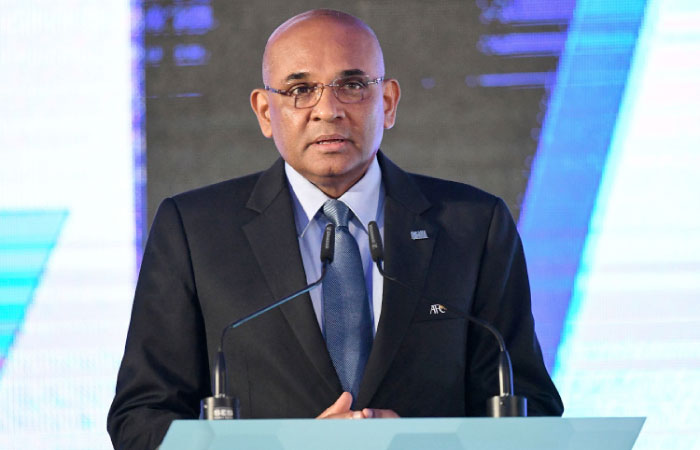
{"left": 160, "top": 417, "right": 644, "bottom": 450}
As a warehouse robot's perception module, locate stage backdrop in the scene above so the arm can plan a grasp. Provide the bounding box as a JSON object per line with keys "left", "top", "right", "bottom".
{"left": 1, "top": 0, "right": 699, "bottom": 449}
{"left": 144, "top": 0, "right": 558, "bottom": 232}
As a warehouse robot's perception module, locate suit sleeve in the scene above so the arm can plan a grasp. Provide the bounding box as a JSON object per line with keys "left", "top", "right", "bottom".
{"left": 465, "top": 198, "right": 564, "bottom": 416}
{"left": 107, "top": 198, "right": 210, "bottom": 450}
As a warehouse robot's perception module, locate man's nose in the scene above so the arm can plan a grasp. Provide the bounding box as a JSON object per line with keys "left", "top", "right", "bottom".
{"left": 311, "top": 85, "right": 344, "bottom": 121}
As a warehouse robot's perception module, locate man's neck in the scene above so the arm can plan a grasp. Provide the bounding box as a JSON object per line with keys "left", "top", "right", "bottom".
{"left": 284, "top": 156, "right": 382, "bottom": 233}
{"left": 313, "top": 176, "right": 363, "bottom": 199}
{"left": 290, "top": 156, "right": 377, "bottom": 199}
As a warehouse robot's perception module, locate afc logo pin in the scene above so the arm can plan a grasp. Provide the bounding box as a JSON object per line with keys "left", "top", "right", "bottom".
{"left": 429, "top": 304, "right": 447, "bottom": 315}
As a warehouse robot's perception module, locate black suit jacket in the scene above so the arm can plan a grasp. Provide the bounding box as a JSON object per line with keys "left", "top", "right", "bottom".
{"left": 107, "top": 153, "right": 563, "bottom": 449}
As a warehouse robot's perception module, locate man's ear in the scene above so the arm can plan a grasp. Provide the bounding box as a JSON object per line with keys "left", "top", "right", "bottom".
{"left": 250, "top": 89, "right": 273, "bottom": 138}
{"left": 382, "top": 78, "right": 401, "bottom": 130}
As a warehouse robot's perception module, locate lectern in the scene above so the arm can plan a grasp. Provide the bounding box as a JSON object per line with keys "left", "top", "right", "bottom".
{"left": 160, "top": 417, "right": 644, "bottom": 450}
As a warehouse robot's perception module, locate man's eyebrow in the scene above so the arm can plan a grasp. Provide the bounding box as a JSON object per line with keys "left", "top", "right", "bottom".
{"left": 283, "top": 69, "right": 368, "bottom": 83}
{"left": 339, "top": 69, "right": 367, "bottom": 77}
{"left": 284, "top": 72, "right": 310, "bottom": 83}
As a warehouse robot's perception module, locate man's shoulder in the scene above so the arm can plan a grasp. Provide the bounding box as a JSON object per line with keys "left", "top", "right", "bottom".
{"left": 164, "top": 157, "right": 286, "bottom": 217}
{"left": 151, "top": 169, "right": 273, "bottom": 235}
{"left": 408, "top": 173, "right": 503, "bottom": 218}
{"left": 170, "top": 170, "right": 263, "bottom": 209}
{"left": 409, "top": 172, "right": 497, "bottom": 203}
{"left": 378, "top": 152, "right": 500, "bottom": 214}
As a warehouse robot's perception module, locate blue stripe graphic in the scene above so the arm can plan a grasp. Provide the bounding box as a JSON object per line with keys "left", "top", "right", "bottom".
{"left": 0, "top": 210, "right": 68, "bottom": 373}
{"left": 518, "top": 0, "right": 648, "bottom": 371}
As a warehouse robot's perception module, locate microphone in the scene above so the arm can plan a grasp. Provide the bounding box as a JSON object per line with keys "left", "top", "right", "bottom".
{"left": 368, "top": 221, "right": 526, "bottom": 417}
{"left": 200, "top": 224, "right": 335, "bottom": 420}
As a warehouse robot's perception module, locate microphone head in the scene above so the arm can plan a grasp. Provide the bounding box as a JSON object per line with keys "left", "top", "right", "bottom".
{"left": 320, "top": 223, "right": 335, "bottom": 263}
{"left": 368, "top": 221, "right": 384, "bottom": 262}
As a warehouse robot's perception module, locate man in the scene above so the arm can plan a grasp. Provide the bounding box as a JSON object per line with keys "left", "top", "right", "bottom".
{"left": 108, "top": 9, "right": 563, "bottom": 449}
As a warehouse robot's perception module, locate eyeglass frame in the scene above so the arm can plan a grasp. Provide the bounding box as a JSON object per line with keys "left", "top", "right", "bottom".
{"left": 264, "top": 76, "right": 385, "bottom": 109}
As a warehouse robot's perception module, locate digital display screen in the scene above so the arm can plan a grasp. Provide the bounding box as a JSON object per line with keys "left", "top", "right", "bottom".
{"left": 0, "top": 1, "right": 136, "bottom": 448}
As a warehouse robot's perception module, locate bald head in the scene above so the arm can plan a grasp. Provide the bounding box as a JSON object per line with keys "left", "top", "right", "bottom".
{"left": 262, "top": 9, "right": 384, "bottom": 85}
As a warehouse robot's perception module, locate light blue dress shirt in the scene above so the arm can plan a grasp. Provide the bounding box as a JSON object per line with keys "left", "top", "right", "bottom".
{"left": 284, "top": 157, "right": 385, "bottom": 335}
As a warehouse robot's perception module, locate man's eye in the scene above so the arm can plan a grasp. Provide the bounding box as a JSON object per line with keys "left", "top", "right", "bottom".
{"left": 289, "top": 85, "right": 314, "bottom": 96}
{"left": 340, "top": 80, "right": 367, "bottom": 91}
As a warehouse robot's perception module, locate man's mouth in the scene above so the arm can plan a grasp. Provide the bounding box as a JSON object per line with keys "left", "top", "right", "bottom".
{"left": 311, "top": 135, "right": 349, "bottom": 147}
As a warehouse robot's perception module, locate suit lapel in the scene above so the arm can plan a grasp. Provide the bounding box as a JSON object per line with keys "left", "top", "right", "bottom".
{"left": 357, "top": 153, "right": 438, "bottom": 407}
{"left": 242, "top": 159, "right": 341, "bottom": 395}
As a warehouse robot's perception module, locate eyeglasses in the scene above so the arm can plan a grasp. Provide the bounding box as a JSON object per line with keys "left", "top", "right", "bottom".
{"left": 264, "top": 76, "right": 384, "bottom": 109}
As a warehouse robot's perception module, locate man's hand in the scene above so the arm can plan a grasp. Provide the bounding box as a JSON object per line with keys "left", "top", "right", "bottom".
{"left": 316, "top": 392, "right": 355, "bottom": 418}
{"left": 316, "top": 392, "right": 400, "bottom": 419}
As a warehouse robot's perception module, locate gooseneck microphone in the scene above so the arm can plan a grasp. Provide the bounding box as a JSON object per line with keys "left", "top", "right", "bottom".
{"left": 368, "top": 221, "right": 526, "bottom": 417}
{"left": 200, "top": 224, "right": 335, "bottom": 420}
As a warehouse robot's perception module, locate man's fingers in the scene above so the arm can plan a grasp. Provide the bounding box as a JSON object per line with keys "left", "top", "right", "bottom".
{"left": 362, "top": 408, "right": 400, "bottom": 418}
{"left": 316, "top": 392, "right": 353, "bottom": 418}
{"left": 317, "top": 394, "right": 399, "bottom": 419}
{"left": 332, "top": 392, "right": 353, "bottom": 412}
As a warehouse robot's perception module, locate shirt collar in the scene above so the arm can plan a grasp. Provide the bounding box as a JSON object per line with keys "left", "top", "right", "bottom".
{"left": 285, "top": 156, "right": 382, "bottom": 237}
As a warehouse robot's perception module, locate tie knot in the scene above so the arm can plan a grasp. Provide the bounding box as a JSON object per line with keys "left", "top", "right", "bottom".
{"left": 322, "top": 199, "right": 353, "bottom": 228}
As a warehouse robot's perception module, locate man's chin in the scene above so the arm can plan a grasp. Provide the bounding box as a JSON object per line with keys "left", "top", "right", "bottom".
{"left": 304, "top": 165, "right": 368, "bottom": 197}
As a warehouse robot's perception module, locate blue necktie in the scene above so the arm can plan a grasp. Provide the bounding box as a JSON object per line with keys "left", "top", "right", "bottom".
{"left": 322, "top": 199, "right": 373, "bottom": 402}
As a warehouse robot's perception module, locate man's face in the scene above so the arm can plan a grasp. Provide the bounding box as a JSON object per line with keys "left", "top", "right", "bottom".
{"left": 251, "top": 17, "right": 400, "bottom": 197}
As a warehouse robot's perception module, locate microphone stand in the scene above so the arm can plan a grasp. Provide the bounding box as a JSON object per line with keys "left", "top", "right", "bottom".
{"left": 368, "top": 221, "right": 526, "bottom": 417}
{"left": 200, "top": 224, "right": 335, "bottom": 420}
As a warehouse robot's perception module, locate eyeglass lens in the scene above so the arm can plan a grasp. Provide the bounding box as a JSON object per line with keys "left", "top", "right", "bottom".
{"left": 295, "top": 78, "right": 370, "bottom": 108}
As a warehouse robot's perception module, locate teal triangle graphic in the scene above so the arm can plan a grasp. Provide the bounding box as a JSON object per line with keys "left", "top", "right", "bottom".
{"left": 0, "top": 210, "right": 68, "bottom": 374}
